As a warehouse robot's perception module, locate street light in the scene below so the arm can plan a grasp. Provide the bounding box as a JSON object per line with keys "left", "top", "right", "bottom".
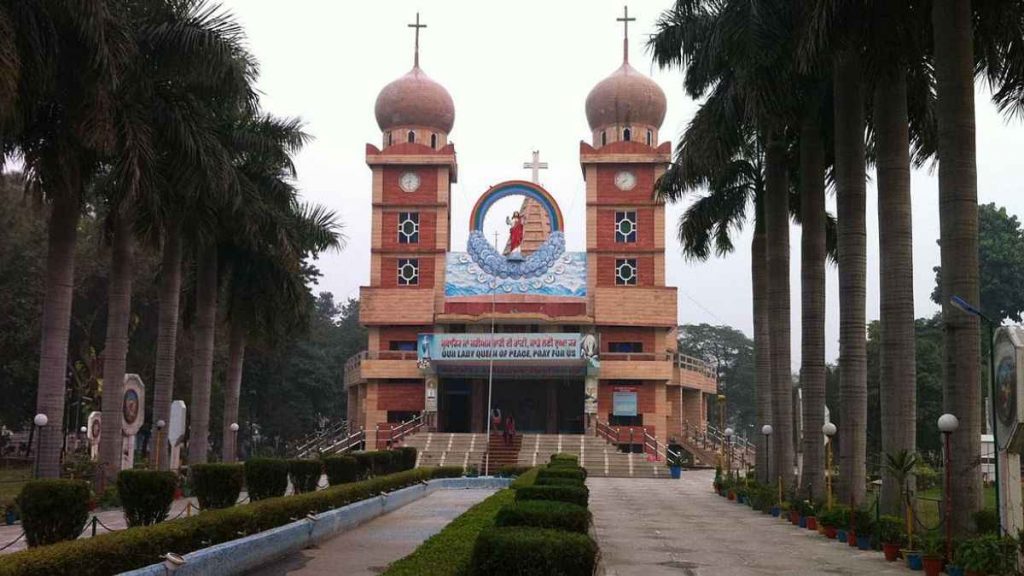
{"left": 950, "top": 294, "right": 1001, "bottom": 531}
{"left": 761, "top": 424, "right": 773, "bottom": 497}
{"left": 724, "top": 427, "right": 734, "bottom": 475}
{"left": 229, "top": 423, "right": 239, "bottom": 463}
{"left": 939, "top": 413, "right": 960, "bottom": 562}
{"left": 154, "top": 420, "right": 166, "bottom": 469}
{"left": 822, "top": 422, "right": 837, "bottom": 510}
{"left": 33, "top": 413, "right": 48, "bottom": 478}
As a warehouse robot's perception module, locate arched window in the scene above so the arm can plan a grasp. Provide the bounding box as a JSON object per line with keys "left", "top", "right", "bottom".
{"left": 601, "top": 131, "right": 607, "bottom": 146}
{"left": 430, "top": 133, "right": 437, "bottom": 149}
{"left": 623, "top": 128, "right": 632, "bottom": 142}
{"left": 407, "top": 130, "right": 415, "bottom": 143}
{"left": 387, "top": 132, "right": 393, "bottom": 146}
{"left": 646, "top": 130, "right": 653, "bottom": 146}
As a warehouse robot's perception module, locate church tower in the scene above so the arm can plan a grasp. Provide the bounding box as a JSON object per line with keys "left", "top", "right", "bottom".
{"left": 353, "top": 14, "right": 457, "bottom": 437}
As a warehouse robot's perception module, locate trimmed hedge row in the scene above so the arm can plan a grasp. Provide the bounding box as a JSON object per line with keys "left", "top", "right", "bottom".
{"left": 117, "top": 470, "right": 177, "bottom": 527}
{"left": 16, "top": 480, "right": 90, "bottom": 548}
{"left": 533, "top": 476, "right": 584, "bottom": 487}
{"left": 537, "top": 467, "right": 586, "bottom": 481}
{"left": 191, "top": 463, "right": 244, "bottom": 509}
{"left": 515, "top": 485, "right": 589, "bottom": 508}
{"left": 494, "top": 500, "right": 590, "bottom": 534}
{"left": 244, "top": 458, "right": 289, "bottom": 501}
{"left": 469, "top": 527, "right": 598, "bottom": 576}
{"left": 0, "top": 466, "right": 463, "bottom": 576}
{"left": 495, "top": 465, "right": 533, "bottom": 478}
{"left": 288, "top": 459, "right": 322, "bottom": 494}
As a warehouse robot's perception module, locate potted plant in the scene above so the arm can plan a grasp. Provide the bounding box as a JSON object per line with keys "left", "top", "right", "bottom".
{"left": 3, "top": 500, "right": 17, "bottom": 526}
{"left": 854, "top": 509, "right": 874, "bottom": 550}
{"left": 956, "top": 536, "right": 998, "bottom": 576}
{"left": 818, "top": 507, "right": 838, "bottom": 539}
{"left": 920, "top": 531, "right": 945, "bottom": 576}
{"left": 713, "top": 466, "right": 723, "bottom": 494}
{"left": 802, "top": 500, "right": 818, "bottom": 530}
{"left": 667, "top": 444, "right": 684, "bottom": 479}
{"left": 875, "top": 515, "right": 905, "bottom": 561}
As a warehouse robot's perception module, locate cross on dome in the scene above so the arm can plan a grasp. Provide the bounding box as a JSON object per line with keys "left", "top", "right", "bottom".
{"left": 617, "top": 5, "right": 636, "bottom": 62}
{"left": 522, "top": 150, "right": 549, "bottom": 184}
{"left": 408, "top": 13, "right": 427, "bottom": 67}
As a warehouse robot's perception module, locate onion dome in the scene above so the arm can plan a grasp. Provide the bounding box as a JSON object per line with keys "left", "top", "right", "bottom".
{"left": 374, "top": 65, "right": 455, "bottom": 133}
{"left": 585, "top": 60, "right": 666, "bottom": 131}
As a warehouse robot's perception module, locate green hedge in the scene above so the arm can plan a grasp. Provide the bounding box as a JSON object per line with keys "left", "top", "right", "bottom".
{"left": 494, "top": 500, "right": 590, "bottom": 534}
{"left": 323, "top": 455, "right": 360, "bottom": 485}
{"left": 288, "top": 460, "right": 322, "bottom": 494}
{"left": 515, "top": 485, "right": 589, "bottom": 508}
{"left": 396, "top": 446, "right": 418, "bottom": 471}
{"left": 533, "top": 476, "right": 584, "bottom": 488}
{"left": 17, "top": 479, "right": 90, "bottom": 547}
{"left": 117, "top": 470, "right": 177, "bottom": 527}
{"left": 495, "top": 465, "right": 532, "bottom": 478}
{"left": 536, "top": 467, "right": 586, "bottom": 482}
{"left": 0, "top": 467, "right": 465, "bottom": 576}
{"left": 383, "top": 489, "right": 515, "bottom": 576}
{"left": 509, "top": 467, "right": 540, "bottom": 490}
{"left": 548, "top": 453, "right": 579, "bottom": 465}
{"left": 245, "top": 458, "right": 289, "bottom": 501}
{"left": 469, "top": 527, "right": 597, "bottom": 576}
{"left": 191, "top": 463, "right": 244, "bottom": 509}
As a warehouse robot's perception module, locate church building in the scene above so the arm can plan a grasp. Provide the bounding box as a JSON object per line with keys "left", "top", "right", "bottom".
{"left": 344, "top": 11, "right": 717, "bottom": 454}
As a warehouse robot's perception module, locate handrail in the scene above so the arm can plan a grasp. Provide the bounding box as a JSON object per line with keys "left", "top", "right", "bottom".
{"left": 380, "top": 413, "right": 424, "bottom": 447}
{"left": 293, "top": 421, "right": 347, "bottom": 457}
{"left": 321, "top": 427, "right": 365, "bottom": 456}
{"left": 674, "top": 352, "right": 717, "bottom": 379}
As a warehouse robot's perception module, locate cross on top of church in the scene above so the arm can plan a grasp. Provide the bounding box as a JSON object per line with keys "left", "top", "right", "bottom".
{"left": 523, "top": 150, "right": 549, "bottom": 184}
{"left": 617, "top": 5, "right": 636, "bottom": 62}
{"left": 409, "top": 13, "right": 427, "bottom": 68}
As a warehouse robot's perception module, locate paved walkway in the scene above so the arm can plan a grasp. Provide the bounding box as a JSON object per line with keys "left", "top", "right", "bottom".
{"left": 247, "top": 488, "right": 496, "bottom": 576}
{"left": 590, "top": 470, "right": 909, "bottom": 576}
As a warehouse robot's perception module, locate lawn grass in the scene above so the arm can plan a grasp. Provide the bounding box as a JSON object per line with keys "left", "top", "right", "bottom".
{"left": 0, "top": 465, "right": 32, "bottom": 503}
{"left": 382, "top": 489, "right": 516, "bottom": 576}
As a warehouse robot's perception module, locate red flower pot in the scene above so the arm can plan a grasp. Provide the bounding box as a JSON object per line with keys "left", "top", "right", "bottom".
{"left": 728, "top": 491, "right": 736, "bottom": 501}
{"left": 922, "top": 556, "right": 943, "bottom": 576}
{"left": 847, "top": 530, "right": 857, "bottom": 546}
{"left": 824, "top": 526, "right": 837, "bottom": 539}
{"left": 882, "top": 543, "right": 900, "bottom": 562}
{"left": 789, "top": 510, "right": 800, "bottom": 524}
{"left": 805, "top": 517, "right": 817, "bottom": 530}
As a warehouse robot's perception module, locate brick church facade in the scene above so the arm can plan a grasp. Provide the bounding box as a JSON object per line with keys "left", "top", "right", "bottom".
{"left": 344, "top": 14, "right": 716, "bottom": 450}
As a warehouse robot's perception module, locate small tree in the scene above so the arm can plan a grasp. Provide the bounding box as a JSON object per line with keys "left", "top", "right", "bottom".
{"left": 885, "top": 450, "right": 919, "bottom": 548}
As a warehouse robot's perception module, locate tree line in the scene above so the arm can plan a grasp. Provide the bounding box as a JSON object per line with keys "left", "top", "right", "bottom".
{"left": 0, "top": 1, "right": 344, "bottom": 482}
{"left": 651, "top": 0, "right": 1023, "bottom": 534}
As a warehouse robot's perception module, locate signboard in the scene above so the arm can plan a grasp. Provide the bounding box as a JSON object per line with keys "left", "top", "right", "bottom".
{"left": 584, "top": 377, "right": 598, "bottom": 414}
{"left": 612, "top": 391, "right": 638, "bottom": 417}
{"left": 168, "top": 400, "right": 187, "bottom": 446}
{"left": 995, "top": 327, "right": 1024, "bottom": 452}
{"left": 424, "top": 376, "right": 438, "bottom": 413}
{"left": 418, "top": 333, "right": 584, "bottom": 363}
{"left": 122, "top": 374, "right": 145, "bottom": 436}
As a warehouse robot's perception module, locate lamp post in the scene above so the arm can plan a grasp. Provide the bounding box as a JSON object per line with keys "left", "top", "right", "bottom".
{"left": 950, "top": 295, "right": 1001, "bottom": 531}
{"left": 724, "top": 427, "right": 734, "bottom": 475}
{"left": 939, "top": 413, "right": 959, "bottom": 562}
{"left": 33, "top": 413, "right": 48, "bottom": 478}
{"left": 483, "top": 232, "right": 498, "bottom": 477}
{"left": 823, "top": 422, "right": 837, "bottom": 510}
{"left": 228, "top": 423, "right": 239, "bottom": 463}
{"left": 762, "top": 424, "right": 773, "bottom": 497}
{"left": 154, "top": 420, "right": 166, "bottom": 469}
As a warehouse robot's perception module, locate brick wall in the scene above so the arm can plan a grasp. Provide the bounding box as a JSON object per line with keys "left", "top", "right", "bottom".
{"left": 595, "top": 207, "right": 655, "bottom": 250}
{"left": 382, "top": 166, "right": 439, "bottom": 204}
{"left": 380, "top": 256, "right": 436, "bottom": 288}
{"left": 380, "top": 210, "right": 437, "bottom": 251}
{"left": 376, "top": 380, "right": 424, "bottom": 412}
{"left": 596, "top": 255, "right": 655, "bottom": 287}
{"left": 597, "top": 380, "right": 656, "bottom": 416}
{"left": 593, "top": 164, "right": 657, "bottom": 205}
{"left": 599, "top": 326, "right": 656, "bottom": 353}
{"left": 378, "top": 326, "right": 430, "bottom": 350}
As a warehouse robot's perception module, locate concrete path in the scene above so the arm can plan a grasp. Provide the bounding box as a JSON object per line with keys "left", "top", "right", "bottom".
{"left": 590, "top": 470, "right": 909, "bottom": 576}
{"left": 246, "top": 488, "right": 496, "bottom": 576}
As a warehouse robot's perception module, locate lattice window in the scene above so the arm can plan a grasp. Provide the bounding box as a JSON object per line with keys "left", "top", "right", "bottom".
{"left": 398, "top": 212, "right": 419, "bottom": 244}
{"left": 615, "top": 258, "right": 637, "bottom": 286}
{"left": 615, "top": 211, "right": 637, "bottom": 243}
{"left": 397, "top": 258, "right": 419, "bottom": 286}
{"left": 623, "top": 128, "right": 632, "bottom": 141}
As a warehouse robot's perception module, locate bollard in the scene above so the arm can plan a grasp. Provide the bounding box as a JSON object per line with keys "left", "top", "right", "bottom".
{"left": 91, "top": 516, "right": 98, "bottom": 537}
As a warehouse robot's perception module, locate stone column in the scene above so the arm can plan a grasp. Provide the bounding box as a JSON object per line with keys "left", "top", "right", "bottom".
{"left": 471, "top": 379, "right": 485, "bottom": 433}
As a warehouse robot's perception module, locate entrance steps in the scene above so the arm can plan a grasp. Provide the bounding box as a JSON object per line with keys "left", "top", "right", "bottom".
{"left": 403, "top": 432, "right": 671, "bottom": 479}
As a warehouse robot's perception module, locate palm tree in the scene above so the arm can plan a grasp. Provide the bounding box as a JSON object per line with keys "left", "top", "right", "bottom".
{"left": 1, "top": 1, "right": 131, "bottom": 477}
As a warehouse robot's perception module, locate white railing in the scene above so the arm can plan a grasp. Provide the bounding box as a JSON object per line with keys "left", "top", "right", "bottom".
{"left": 321, "top": 427, "right": 366, "bottom": 456}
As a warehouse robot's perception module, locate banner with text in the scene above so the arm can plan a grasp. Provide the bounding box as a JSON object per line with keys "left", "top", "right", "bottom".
{"left": 418, "top": 333, "right": 584, "bottom": 363}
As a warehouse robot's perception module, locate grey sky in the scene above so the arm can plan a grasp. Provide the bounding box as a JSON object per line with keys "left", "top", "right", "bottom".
{"left": 225, "top": 0, "right": 1024, "bottom": 370}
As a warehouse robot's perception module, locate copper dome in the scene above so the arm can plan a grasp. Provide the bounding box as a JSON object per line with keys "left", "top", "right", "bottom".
{"left": 585, "top": 61, "right": 666, "bottom": 130}
{"left": 374, "top": 66, "right": 455, "bottom": 133}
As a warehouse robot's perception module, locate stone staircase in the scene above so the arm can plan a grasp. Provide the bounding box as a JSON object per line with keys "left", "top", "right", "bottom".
{"left": 486, "top": 433, "right": 522, "bottom": 470}
{"left": 402, "top": 431, "right": 673, "bottom": 478}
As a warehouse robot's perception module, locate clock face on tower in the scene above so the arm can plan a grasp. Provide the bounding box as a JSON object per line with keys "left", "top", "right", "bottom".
{"left": 614, "top": 170, "right": 637, "bottom": 191}
{"left": 399, "top": 171, "right": 421, "bottom": 193}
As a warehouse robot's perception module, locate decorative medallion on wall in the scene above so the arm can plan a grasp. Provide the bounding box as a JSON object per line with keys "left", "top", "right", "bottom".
{"left": 399, "top": 171, "right": 421, "bottom": 192}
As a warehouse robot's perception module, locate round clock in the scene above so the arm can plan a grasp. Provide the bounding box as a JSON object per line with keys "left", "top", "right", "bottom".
{"left": 614, "top": 170, "right": 637, "bottom": 191}
{"left": 399, "top": 171, "right": 421, "bottom": 193}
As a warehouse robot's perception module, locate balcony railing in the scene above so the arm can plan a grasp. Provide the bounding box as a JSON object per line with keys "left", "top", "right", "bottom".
{"left": 675, "top": 353, "right": 717, "bottom": 379}
{"left": 343, "top": 349, "right": 419, "bottom": 386}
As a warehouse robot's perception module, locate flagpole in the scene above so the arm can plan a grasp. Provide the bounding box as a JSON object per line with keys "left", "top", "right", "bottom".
{"left": 484, "top": 231, "right": 497, "bottom": 475}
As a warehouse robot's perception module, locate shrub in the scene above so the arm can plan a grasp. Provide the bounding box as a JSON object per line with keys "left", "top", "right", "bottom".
{"left": 371, "top": 450, "right": 397, "bottom": 474}
{"left": 972, "top": 508, "right": 999, "bottom": 534}
{"left": 117, "top": 470, "right": 177, "bottom": 527}
{"left": 510, "top": 467, "right": 540, "bottom": 490}
{"left": 383, "top": 489, "right": 515, "bottom": 576}
{"left": 244, "top": 458, "right": 289, "bottom": 501}
{"left": 548, "top": 453, "right": 578, "bottom": 465}
{"left": 469, "top": 527, "right": 597, "bottom": 576}
{"left": 495, "top": 465, "right": 532, "bottom": 478}
{"left": 536, "top": 467, "right": 586, "bottom": 482}
{"left": 852, "top": 508, "right": 874, "bottom": 535}
{"left": 17, "top": 479, "right": 90, "bottom": 547}
{"left": 914, "top": 462, "right": 939, "bottom": 491}
{"left": 0, "top": 467, "right": 461, "bottom": 576}
{"left": 191, "top": 463, "right": 243, "bottom": 509}
{"left": 288, "top": 460, "right": 322, "bottom": 494}
{"left": 534, "top": 476, "right": 584, "bottom": 488}
{"left": 323, "top": 456, "right": 360, "bottom": 485}
{"left": 515, "top": 485, "right": 589, "bottom": 508}
{"left": 874, "top": 515, "right": 905, "bottom": 546}
{"left": 494, "top": 500, "right": 590, "bottom": 533}
{"left": 396, "top": 446, "right": 418, "bottom": 471}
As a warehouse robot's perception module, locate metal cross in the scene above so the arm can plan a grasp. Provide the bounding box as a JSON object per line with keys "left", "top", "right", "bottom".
{"left": 617, "top": 6, "right": 636, "bottom": 61}
{"left": 409, "top": 13, "right": 427, "bottom": 67}
{"left": 522, "top": 150, "right": 549, "bottom": 184}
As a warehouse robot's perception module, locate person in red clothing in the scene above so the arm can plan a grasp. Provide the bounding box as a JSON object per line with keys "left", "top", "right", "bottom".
{"left": 504, "top": 414, "right": 516, "bottom": 446}
{"left": 490, "top": 408, "right": 502, "bottom": 437}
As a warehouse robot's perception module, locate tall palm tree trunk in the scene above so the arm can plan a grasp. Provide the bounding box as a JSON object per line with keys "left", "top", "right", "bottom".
{"left": 188, "top": 245, "right": 218, "bottom": 465}
{"left": 764, "top": 128, "right": 794, "bottom": 491}
{"left": 874, "top": 69, "right": 917, "bottom": 516}
{"left": 221, "top": 325, "right": 246, "bottom": 462}
{"left": 833, "top": 52, "right": 868, "bottom": 505}
{"left": 933, "top": 0, "right": 982, "bottom": 534}
{"left": 799, "top": 111, "right": 827, "bottom": 500}
{"left": 152, "top": 225, "right": 183, "bottom": 470}
{"left": 753, "top": 196, "right": 773, "bottom": 484}
{"left": 34, "top": 193, "right": 81, "bottom": 478}
{"left": 98, "top": 213, "right": 135, "bottom": 483}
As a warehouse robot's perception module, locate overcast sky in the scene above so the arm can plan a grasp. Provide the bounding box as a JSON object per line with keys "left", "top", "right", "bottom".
{"left": 224, "top": 0, "right": 1024, "bottom": 370}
